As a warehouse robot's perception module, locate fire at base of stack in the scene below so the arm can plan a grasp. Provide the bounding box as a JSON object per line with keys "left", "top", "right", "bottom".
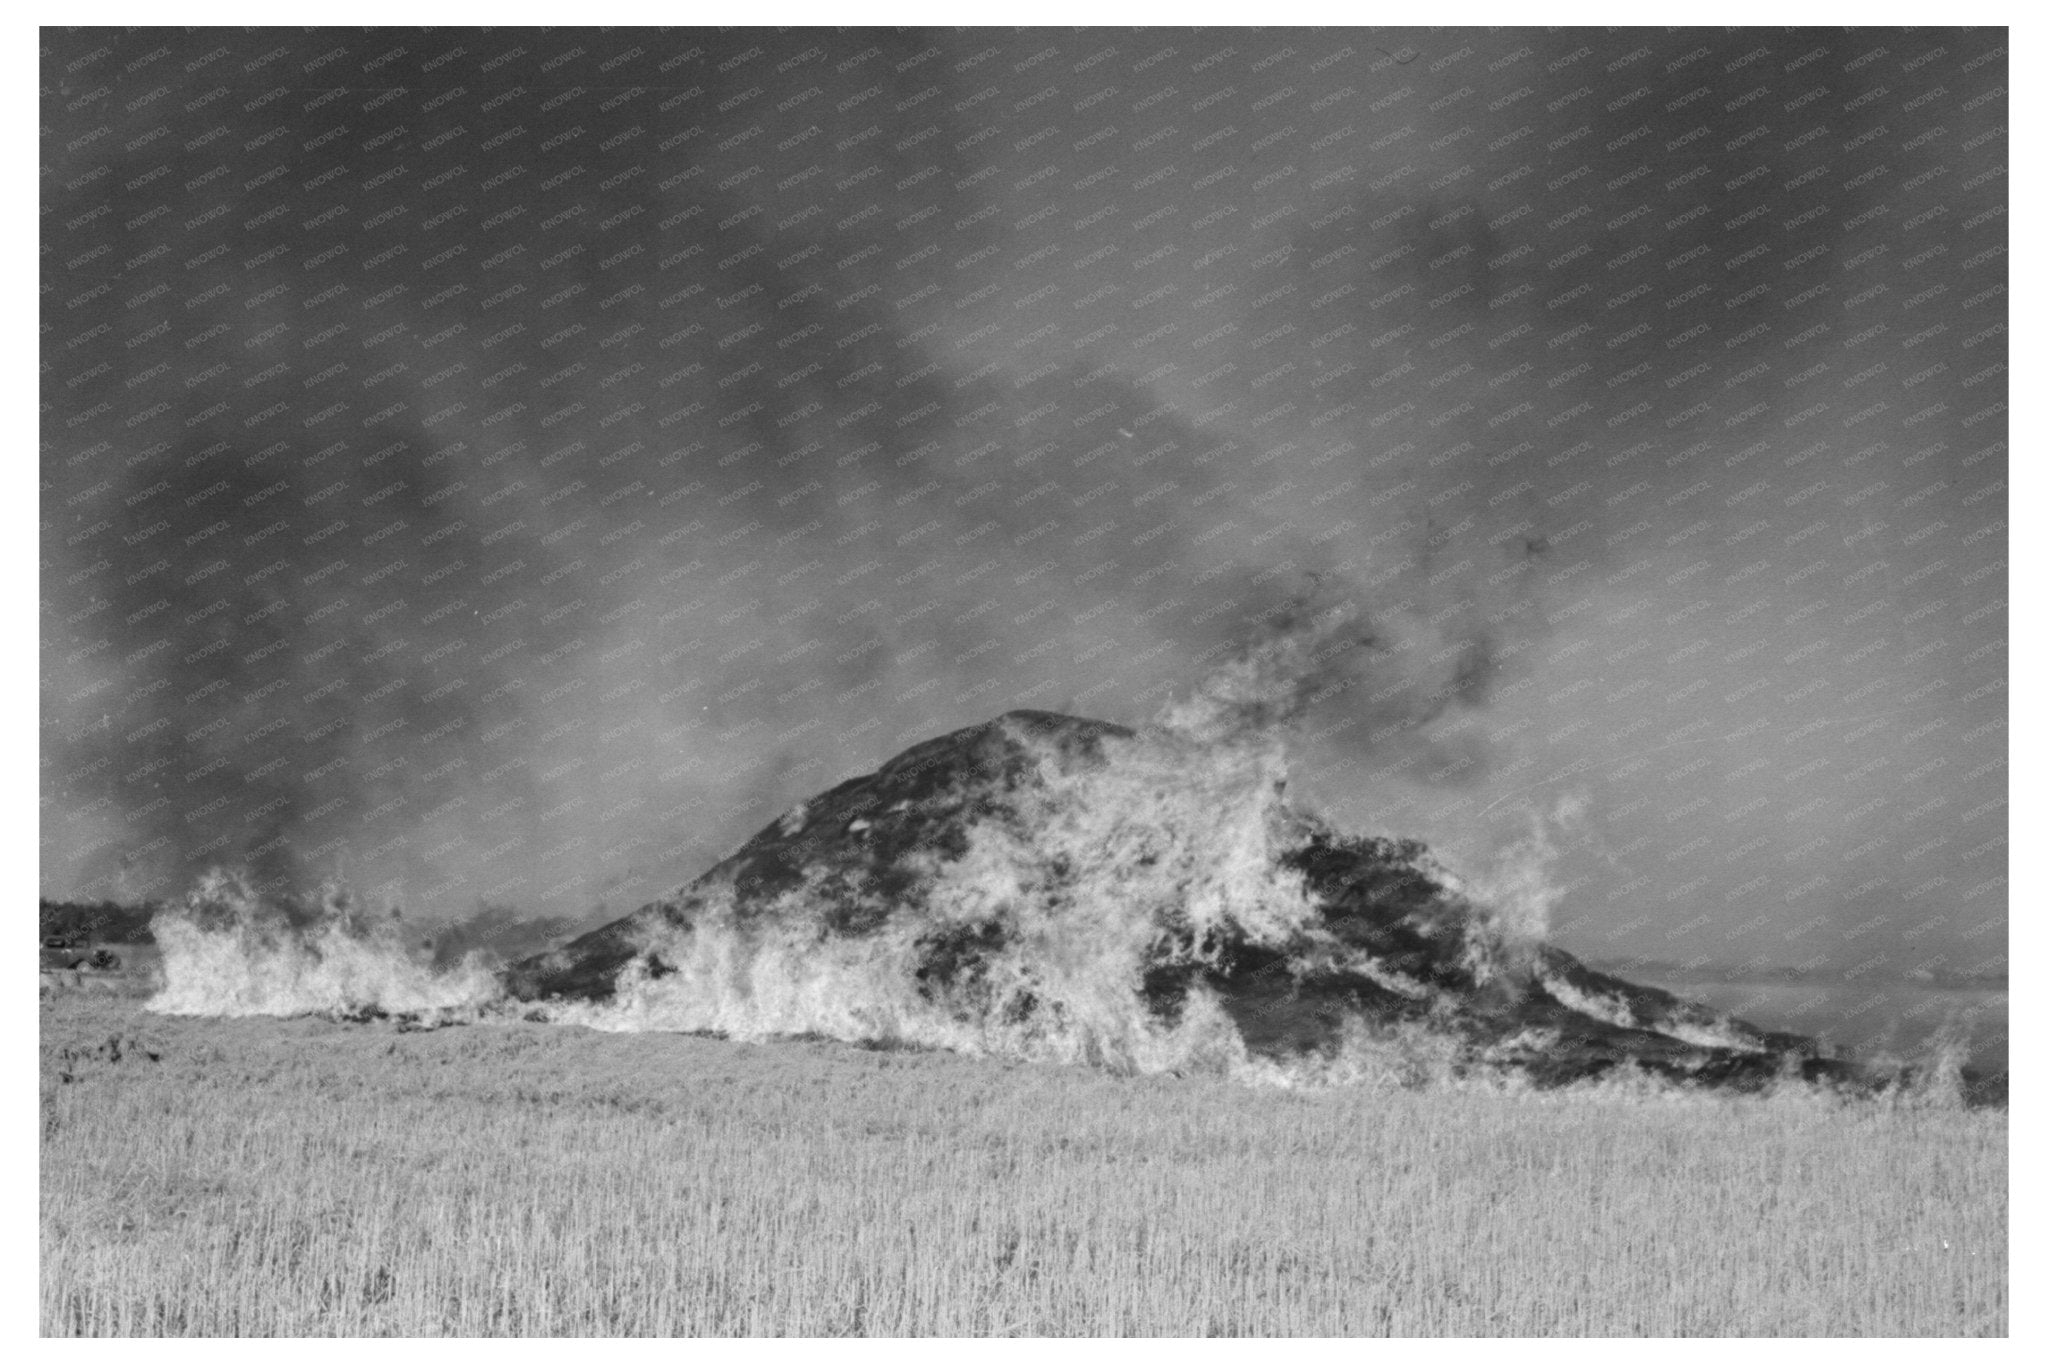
{"left": 149, "top": 706, "right": 1925, "bottom": 1096}
{"left": 501, "top": 710, "right": 1866, "bottom": 1090}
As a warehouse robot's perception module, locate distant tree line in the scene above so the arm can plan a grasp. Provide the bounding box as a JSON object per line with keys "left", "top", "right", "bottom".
{"left": 39, "top": 899, "right": 159, "bottom": 946}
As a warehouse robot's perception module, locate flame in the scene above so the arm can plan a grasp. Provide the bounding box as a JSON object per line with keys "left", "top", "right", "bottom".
{"left": 540, "top": 721, "right": 1306, "bottom": 1077}
{"left": 1463, "top": 791, "right": 1588, "bottom": 951}
{"left": 147, "top": 868, "right": 500, "bottom": 1019}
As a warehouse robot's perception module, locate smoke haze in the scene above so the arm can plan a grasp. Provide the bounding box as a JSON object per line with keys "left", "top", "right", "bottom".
{"left": 42, "top": 27, "right": 2006, "bottom": 986}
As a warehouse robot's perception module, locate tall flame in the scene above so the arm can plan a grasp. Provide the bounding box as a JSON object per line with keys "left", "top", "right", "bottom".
{"left": 542, "top": 719, "right": 1308, "bottom": 1077}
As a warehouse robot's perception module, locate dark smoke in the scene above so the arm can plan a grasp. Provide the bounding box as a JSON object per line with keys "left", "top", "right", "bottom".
{"left": 42, "top": 28, "right": 2005, "bottom": 992}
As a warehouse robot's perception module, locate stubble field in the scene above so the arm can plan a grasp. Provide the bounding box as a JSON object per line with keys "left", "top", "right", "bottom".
{"left": 40, "top": 987, "right": 2006, "bottom": 1336}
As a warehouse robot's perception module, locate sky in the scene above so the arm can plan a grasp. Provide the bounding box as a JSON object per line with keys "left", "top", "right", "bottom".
{"left": 40, "top": 25, "right": 2007, "bottom": 980}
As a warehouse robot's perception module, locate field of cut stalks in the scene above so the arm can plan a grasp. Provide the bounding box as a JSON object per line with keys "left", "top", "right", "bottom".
{"left": 41, "top": 988, "right": 2005, "bottom": 1337}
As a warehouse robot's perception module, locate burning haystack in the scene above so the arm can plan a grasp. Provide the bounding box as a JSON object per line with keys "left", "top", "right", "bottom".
{"left": 505, "top": 708, "right": 1857, "bottom": 1092}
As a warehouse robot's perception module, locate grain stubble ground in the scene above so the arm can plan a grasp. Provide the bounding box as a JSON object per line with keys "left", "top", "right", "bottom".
{"left": 40, "top": 989, "right": 2006, "bottom": 1336}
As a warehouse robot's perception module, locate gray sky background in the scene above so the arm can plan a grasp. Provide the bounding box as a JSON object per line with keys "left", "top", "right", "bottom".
{"left": 39, "top": 26, "right": 2007, "bottom": 981}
